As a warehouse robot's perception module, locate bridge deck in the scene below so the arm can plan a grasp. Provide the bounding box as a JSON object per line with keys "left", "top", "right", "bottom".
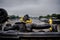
{"left": 0, "top": 31, "right": 60, "bottom": 38}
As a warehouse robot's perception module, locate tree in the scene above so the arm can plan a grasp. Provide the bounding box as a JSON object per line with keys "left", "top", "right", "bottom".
{"left": 51, "top": 14, "right": 57, "bottom": 17}
{"left": 39, "top": 16, "right": 43, "bottom": 19}
{"left": 46, "top": 14, "right": 51, "bottom": 18}
{"left": 56, "top": 14, "right": 60, "bottom": 19}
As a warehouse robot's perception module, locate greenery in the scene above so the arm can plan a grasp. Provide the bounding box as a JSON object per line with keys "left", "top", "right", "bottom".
{"left": 9, "top": 15, "right": 20, "bottom": 19}
{"left": 39, "top": 13, "right": 60, "bottom": 19}
{"left": 8, "top": 13, "right": 60, "bottom": 20}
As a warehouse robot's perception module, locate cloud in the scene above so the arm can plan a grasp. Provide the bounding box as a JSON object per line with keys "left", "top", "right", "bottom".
{"left": 0, "top": 0, "right": 60, "bottom": 17}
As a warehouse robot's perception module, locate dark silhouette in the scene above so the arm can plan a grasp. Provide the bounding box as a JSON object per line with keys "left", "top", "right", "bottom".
{"left": 0, "top": 8, "right": 8, "bottom": 24}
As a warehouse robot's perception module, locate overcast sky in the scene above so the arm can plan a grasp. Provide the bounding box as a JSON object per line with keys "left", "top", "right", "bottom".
{"left": 0, "top": 0, "right": 60, "bottom": 17}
